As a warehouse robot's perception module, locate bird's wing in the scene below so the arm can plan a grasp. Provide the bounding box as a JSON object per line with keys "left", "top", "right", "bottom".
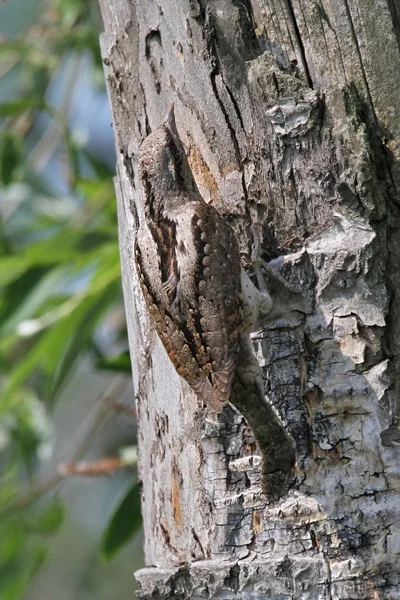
{"left": 135, "top": 198, "right": 242, "bottom": 410}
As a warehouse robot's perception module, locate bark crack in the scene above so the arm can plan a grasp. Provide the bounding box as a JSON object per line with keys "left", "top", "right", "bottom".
{"left": 203, "top": 7, "right": 250, "bottom": 208}
{"left": 210, "top": 71, "right": 243, "bottom": 166}
{"left": 322, "top": 551, "right": 333, "bottom": 600}
{"left": 283, "top": 0, "right": 314, "bottom": 89}
{"left": 342, "top": 0, "right": 378, "bottom": 126}
{"left": 387, "top": 0, "right": 400, "bottom": 56}
{"left": 207, "top": 68, "right": 253, "bottom": 234}
{"left": 316, "top": 1, "right": 348, "bottom": 82}
{"left": 276, "top": 0, "right": 298, "bottom": 59}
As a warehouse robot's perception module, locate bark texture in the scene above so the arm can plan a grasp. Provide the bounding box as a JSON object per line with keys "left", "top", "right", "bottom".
{"left": 99, "top": 0, "right": 400, "bottom": 597}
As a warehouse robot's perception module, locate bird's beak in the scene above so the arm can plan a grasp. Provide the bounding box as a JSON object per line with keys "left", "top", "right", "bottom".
{"left": 164, "top": 103, "right": 178, "bottom": 137}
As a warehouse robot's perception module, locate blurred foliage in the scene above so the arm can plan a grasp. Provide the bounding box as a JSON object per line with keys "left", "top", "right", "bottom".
{"left": 101, "top": 482, "right": 141, "bottom": 561}
{"left": 0, "top": 0, "right": 140, "bottom": 597}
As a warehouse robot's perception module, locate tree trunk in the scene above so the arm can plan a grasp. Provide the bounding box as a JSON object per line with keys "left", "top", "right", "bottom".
{"left": 99, "top": 0, "right": 400, "bottom": 598}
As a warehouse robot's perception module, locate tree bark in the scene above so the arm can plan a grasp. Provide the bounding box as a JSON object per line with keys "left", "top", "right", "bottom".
{"left": 99, "top": 0, "right": 400, "bottom": 598}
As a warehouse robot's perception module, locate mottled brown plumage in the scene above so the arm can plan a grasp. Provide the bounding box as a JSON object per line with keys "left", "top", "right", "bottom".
{"left": 135, "top": 106, "right": 243, "bottom": 412}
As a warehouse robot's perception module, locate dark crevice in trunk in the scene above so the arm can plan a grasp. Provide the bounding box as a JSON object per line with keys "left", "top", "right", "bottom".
{"left": 284, "top": 0, "right": 314, "bottom": 89}
{"left": 342, "top": 0, "right": 378, "bottom": 126}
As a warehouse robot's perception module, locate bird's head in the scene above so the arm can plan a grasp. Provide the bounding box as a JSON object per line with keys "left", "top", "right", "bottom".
{"left": 139, "top": 104, "right": 196, "bottom": 194}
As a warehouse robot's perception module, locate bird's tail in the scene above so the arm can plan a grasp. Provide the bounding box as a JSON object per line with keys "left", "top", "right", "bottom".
{"left": 191, "top": 365, "right": 235, "bottom": 413}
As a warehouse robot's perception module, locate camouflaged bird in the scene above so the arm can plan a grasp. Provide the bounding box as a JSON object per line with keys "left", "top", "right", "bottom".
{"left": 133, "top": 105, "right": 312, "bottom": 498}
{"left": 135, "top": 105, "right": 243, "bottom": 413}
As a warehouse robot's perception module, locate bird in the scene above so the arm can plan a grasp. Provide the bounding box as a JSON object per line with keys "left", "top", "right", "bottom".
{"left": 134, "top": 104, "right": 243, "bottom": 413}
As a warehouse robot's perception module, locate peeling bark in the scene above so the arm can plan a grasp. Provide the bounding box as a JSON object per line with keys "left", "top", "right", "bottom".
{"left": 99, "top": 0, "right": 400, "bottom": 597}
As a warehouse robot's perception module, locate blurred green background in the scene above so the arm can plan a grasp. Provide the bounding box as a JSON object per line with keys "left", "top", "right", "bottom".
{"left": 0, "top": 0, "right": 143, "bottom": 598}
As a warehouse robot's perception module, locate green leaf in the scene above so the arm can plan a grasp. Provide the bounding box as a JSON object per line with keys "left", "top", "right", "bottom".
{"left": 0, "top": 97, "right": 44, "bottom": 117}
{"left": 0, "top": 476, "right": 19, "bottom": 510}
{"left": 101, "top": 482, "right": 142, "bottom": 561}
{"left": 0, "top": 133, "right": 22, "bottom": 186}
{"left": 0, "top": 267, "right": 52, "bottom": 354}
{"left": 96, "top": 351, "right": 131, "bottom": 373}
{"left": 0, "top": 245, "right": 121, "bottom": 405}
{"left": 19, "top": 229, "right": 82, "bottom": 264}
{"left": 76, "top": 178, "right": 115, "bottom": 210}
{"left": 27, "top": 500, "right": 65, "bottom": 534}
{"left": 48, "top": 282, "right": 121, "bottom": 398}
{"left": 0, "top": 40, "right": 31, "bottom": 56}
{"left": 0, "top": 520, "right": 24, "bottom": 561}
{"left": 0, "top": 265, "right": 71, "bottom": 337}
{"left": 57, "top": 0, "right": 85, "bottom": 28}
{"left": 0, "top": 542, "right": 46, "bottom": 600}
{"left": 0, "top": 562, "right": 27, "bottom": 600}
{"left": 7, "top": 389, "right": 54, "bottom": 470}
{"left": 0, "top": 255, "right": 30, "bottom": 287}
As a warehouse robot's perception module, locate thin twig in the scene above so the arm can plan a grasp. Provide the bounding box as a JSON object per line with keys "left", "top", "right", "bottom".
{"left": 0, "top": 376, "right": 131, "bottom": 517}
